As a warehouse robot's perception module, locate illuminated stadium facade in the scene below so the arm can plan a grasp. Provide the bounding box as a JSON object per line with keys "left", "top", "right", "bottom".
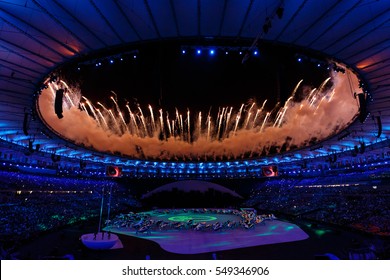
{"left": 1, "top": 0, "right": 390, "bottom": 261}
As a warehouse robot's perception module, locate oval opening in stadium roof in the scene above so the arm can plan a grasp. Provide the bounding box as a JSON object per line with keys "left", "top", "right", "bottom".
{"left": 37, "top": 40, "right": 361, "bottom": 161}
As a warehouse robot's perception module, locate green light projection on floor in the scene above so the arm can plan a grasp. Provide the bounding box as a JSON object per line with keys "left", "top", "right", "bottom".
{"left": 37, "top": 224, "right": 48, "bottom": 231}
{"left": 285, "top": 226, "right": 295, "bottom": 231}
{"left": 141, "top": 235, "right": 174, "bottom": 240}
{"left": 255, "top": 232, "right": 275, "bottom": 237}
{"left": 207, "top": 241, "right": 232, "bottom": 247}
{"left": 314, "top": 229, "right": 332, "bottom": 237}
{"left": 168, "top": 215, "right": 217, "bottom": 222}
{"left": 51, "top": 215, "right": 64, "bottom": 220}
{"left": 269, "top": 225, "right": 278, "bottom": 231}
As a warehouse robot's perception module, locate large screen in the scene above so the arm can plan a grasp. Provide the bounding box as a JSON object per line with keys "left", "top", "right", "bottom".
{"left": 105, "top": 166, "right": 122, "bottom": 177}
{"left": 261, "top": 166, "right": 278, "bottom": 177}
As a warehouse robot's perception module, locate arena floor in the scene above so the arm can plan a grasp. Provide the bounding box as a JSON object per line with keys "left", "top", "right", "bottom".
{"left": 12, "top": 213, "right": 390, "bottom": 260}
{"left": 105, "top": 209, "right": 309, "bottom": 254}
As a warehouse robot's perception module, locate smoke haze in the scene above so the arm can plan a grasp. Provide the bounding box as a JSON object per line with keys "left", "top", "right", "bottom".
{"left": 38, "top": 70, "right": 360, "bottom": 161}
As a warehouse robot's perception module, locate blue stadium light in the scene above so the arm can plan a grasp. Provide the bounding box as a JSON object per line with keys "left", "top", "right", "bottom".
{"left": 182, "top": 50, "right": 186, "bottom": 54}
{"left": 239, "top": 51, "right": 242, "bottom": 55}
{"left": 133, "top": 55, "right": 137, "bottom": 59}
{"left": 253, "top": 50, "right": 258, "bottom": 56}
{"left": 196, "top": 49, "right": 202, "bottom": 55}
{"left": 110, "top": 60, "right": 114, "bottom": 64}
{"left": 209, "top": 49, "right": 215, "bottom": 56}
{"left": 297, "top": 57, "right": 302, "bottom": 62}
{"left": 225, "top": 51, "right": 229, "bottom": 55}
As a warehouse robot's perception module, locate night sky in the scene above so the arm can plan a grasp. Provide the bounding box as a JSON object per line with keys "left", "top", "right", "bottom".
{"left": 64, "top": 41, "right": 330, "bottom": 115}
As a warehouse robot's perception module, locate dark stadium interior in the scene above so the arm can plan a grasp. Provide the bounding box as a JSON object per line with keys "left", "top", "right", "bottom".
{"left": 1, "top": 0, "right": 390, "bottom": 260}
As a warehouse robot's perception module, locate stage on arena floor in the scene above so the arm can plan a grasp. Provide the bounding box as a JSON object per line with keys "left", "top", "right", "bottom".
{"left": 105, "top": 209, "right": 309, "bottom": 254}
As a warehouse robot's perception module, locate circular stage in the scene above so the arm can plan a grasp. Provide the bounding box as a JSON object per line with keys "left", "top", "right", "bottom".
{"left": 167, "top": 215, "right": 217, "bottom": 222}
{"left": 80, "top": 232, "right": 122, "bottom": 250}
{"left": 152, "top": 209, "right": 242, "bottom": 224}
